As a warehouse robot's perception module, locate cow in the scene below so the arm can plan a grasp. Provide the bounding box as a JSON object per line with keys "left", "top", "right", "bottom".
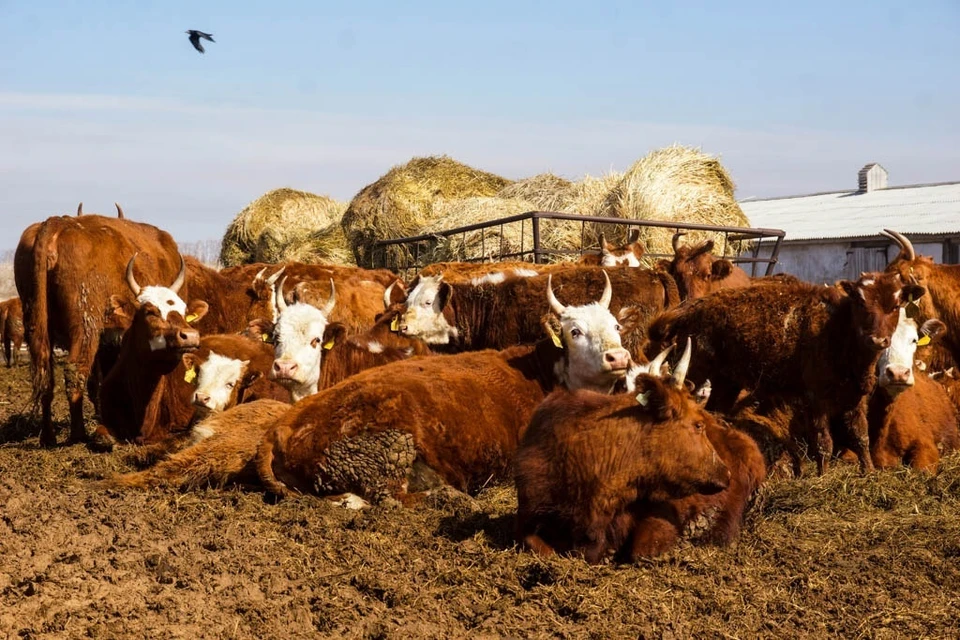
{"left": 397, "top": 266, "right": 679, "bottom": 357}
{"left": 647, "top": 272, "right": 925, "bottom": 474}
{"left": 657, "top": 232, "right": 752, "bottom": 300}
{"left": 255, "top": 272, "right": 634, "bottom": 505}
{"left": 579, "top": 230, "right": 645, "bottom": 267}
{"left": 0, "top": 298, "right": 24, "bottom": 367}
{"left": 92, "top": 254, "right": 209, "bottom": 450}
{"left": 513, "top": 340, "right": 732, "bottom": 563}
{"left": 182, "top": 333, "right": 291, "bottom": 418}
{"left": 14, "top": 215, "right": 185, "bottom": 446}
{"left": 106, "top": 399, "right": 292, "bottom": 490}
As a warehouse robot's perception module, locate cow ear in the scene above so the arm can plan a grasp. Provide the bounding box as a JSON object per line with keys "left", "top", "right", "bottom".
{"left": 388, "top": 279, "right": 407, "bottom": 306}
{"left": 838, "top": 280, "right": 858, "bottom": 297}
{"left": 632, "top": 376, "right": 672, "bottom": 421}
{"left": 241, "top": 369, "right": 262, "bottom": 389}
{"left": 322, "top": 323, "right": 348, "bottom": 349}
{"left": 920, "top": 319, "right": 947, "bottom": 342}
{"left": 437, "top": 281, "right": 453, "bottom": 309}
{"left": 656, "top": 259, "right": 672, "bottom": 272}
{"left": 105, "top": 295, "right": 136, "bottom": 329}
{"left": 185, "top": 300, "right": 209, "bottom": 324}
{"left": 181, "top": 353, "right": 199, "bottom": 370}
{"left": 711, "top": 260, "right": 733, "bottom": 280}
{"left": 542, "top": 314, "right": 563, "bottom": 349}
{"left": 901, "top": 284, "right": 927, "bottom": 304}
{"left": 245, "top": 318, "right": 275, "bottom": 343}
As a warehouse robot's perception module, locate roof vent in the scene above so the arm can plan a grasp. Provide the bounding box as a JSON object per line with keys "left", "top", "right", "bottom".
{"left": 858, "top": 163, "right": 888, "bottom": 193}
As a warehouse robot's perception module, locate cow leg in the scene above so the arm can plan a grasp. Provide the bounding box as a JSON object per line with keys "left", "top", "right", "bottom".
{"left": 522, "top": 534, "right": 558, "bottom": 559}
{"left": 37, "top": 343, "right": 57, "bottom": 448}
{"left": 842, "top": 402, "right": 874, "bottom": 474}
{"left": 63, "top": 362, "right": 89, "bottom": 443}
{"left": 811, "top": 413, "right": 833, "bottom": 475}
{"left": 906, "top": 445, "right": 940, "bottom": 473}
{"left": 2, "top": 334, "right": 10, "bottom": 367}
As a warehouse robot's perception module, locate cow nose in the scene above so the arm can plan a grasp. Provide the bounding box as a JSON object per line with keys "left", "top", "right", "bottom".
{"left": 871, "top": 336, "right": 890, "bottom": 350}
{"left": 603, "top": 348, "right": 631, "bottom": 371}
{"left": 178, "top": 328, "right": 200, "bottom": 348}
{"left": 194, "top": 393, "right": 211, "bottom": 406}
{"left": 884, "top": 365, "right": 912, "bottom": 386}
{"left": 272, "top": 360, "right": 298, "bottom": 378}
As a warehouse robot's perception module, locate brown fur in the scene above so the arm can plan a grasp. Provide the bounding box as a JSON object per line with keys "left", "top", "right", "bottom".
{"left": 417, "top": 261, "right": 566, "bottom": 281}
{"left": 659, "top": 239, "right": 752, "bottom": 300}
{"left": 624, "top": 419, "right": 767, "bottom": 559}
{"left": 425, "top": 266, "right": 678, "bottom": 357}
{"left": 513, "top": 380, "right": 731, "bottom": 564}
{"left": 647, "top": 273, "right": 924, "bottom": 474}
{"left": 866, "top": 374, "right": 960, "bottom": 472}
{"left": 0, "top": 298, "right": 24, "bottom": 367}
{"left": 256, "top": 341, "right": 568, "bottom": 500}
{"left": 13, "top": 215, "right": 184, "bottom": 446}
{"left": 107, "top": 400, "right": 290, "bottom": 489}
{"left": 183, "top": 257, "right": 266, "bottom": 335}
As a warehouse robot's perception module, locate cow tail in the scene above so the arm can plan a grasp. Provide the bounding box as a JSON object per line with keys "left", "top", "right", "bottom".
{"left": 29, "top": 226, "right": 57, "bottom": 409}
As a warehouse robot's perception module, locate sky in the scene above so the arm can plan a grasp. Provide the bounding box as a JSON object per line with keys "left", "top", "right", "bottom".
{"left": 1, "top": 0, "right": 958, "bottom": 254}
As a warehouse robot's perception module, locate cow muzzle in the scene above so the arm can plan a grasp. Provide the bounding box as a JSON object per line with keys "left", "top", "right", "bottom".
{"left": 193, "top": 392, "right": 212, "bottom": 409}
{"left": 170, "top": 328, "right": 201, "bottom": 351}
{"left": 271, "top": 360, "right": 299, "bottom": 382}
{"left": 602, "top": 348, "right": 631, "bottom": 374}
{"left": 880, "top": 365, "right": 914, "bottom": 395}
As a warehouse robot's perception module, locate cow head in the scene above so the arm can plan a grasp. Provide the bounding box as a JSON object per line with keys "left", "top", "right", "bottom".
{"left": 107, "top": 254, "right": 208, "bottom": 361}
{"left": 250, "top": 266, "right": 287, "bottom": 323}
{"left": 268, "top": 276, "right": 335, "bottom": 401}
{"left": 880, "top": 229, "right": 941, "bottom": 319}
{"left": 543, "top": 271, "right": 632, "bottom": 392}
{"left": 662, "top": 232, "right": 748, "bottom": 300}
{"left": 625, "top": 338, "right": 712, "bottom": 405}
{"left": 838, "top": 272, "right": 926, "bottom": 352}
{"left": 182, "top": 351, "right": 261, "bottom": 416}
{"left": 626, "top": 338, "right": 730, "bottom": 496}
{"left": 599, "top": 230, "right": 645, "bottom": 267}
{"left": 876, "top": 305, "right": 947, "bottom": 396}
{"left": 397, "top": 275, "right": 458, "bottom": 344}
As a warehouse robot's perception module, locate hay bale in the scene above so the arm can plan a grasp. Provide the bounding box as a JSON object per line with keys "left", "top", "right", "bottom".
{"left": 424, "top": 197, "right": 585, "bottom": 263}
{"left": 341, "top": 156, "right": 511, "bottom": 266}
{"left": 220, "top": 188, "right": 347, "bottom": 266}
{"left": 598, "top": 145, "right": 749, "bottom": 258}
{"left": 284, "top": 223, "right": 357, "bottom": 266}
{"left": 496, "top": 173, "right": 573, "bottom": 213}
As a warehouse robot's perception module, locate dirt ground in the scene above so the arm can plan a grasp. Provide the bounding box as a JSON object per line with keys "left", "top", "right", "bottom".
{"left": 1, "top": 359, "right": 959, "bottom": 639}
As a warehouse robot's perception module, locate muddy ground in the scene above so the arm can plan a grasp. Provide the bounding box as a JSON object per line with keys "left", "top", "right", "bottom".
{"left": 1, "top": 359, "right": 959, "bottom": 639}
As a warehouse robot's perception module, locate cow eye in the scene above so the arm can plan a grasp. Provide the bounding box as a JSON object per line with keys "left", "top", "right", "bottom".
{"left": 423, "top": 299, "right": 433, "bottom": 307}
{"left": 226, "top": 382, "right": 235, "bottom": 389}
{"left": 695, "top": 422, "right": 705, "bottom": 432}
{"left": 310, "top": 337, "right": 321, "bottom": 349}
{"left": 614, "top": 324, "right": 622, "bottom": 332}
{"left": 570, "top": 328, "right": 582, "bottom": 338}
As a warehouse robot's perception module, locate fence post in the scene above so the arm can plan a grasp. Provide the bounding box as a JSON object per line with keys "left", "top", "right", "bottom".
{"left": 532, "top": 214, "right": 542, "bottom": 264}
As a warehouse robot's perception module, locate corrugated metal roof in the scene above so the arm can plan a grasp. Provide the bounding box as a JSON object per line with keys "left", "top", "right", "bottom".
{"left": 739, "top": 181, "right": 960, "bottom": 241}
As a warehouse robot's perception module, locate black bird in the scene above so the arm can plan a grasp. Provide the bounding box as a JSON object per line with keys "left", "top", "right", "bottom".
{"left": 186, "top": 30, "right": 215, "bottom": 54}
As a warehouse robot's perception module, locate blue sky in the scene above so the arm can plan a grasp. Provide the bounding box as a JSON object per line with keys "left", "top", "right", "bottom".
{"left": 2, "top": 0, "right": 958, "bottom": 252}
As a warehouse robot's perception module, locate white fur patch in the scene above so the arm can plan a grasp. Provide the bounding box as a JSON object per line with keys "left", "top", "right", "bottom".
{"left": 470, "top": 272, "right": 508, "bottom": 286}
{"left": 553, "top": 302, "right": 630, "bottom": 393}
{"left": 877, "top": 307, "right": 917, "bottom": 393}
{"left": 190, "top": 424, "right": 216, "bottom": 443}
{"left": 137, "top": 286, "right": 187, "bottom": 321}
{"left": 271, "top": 302, "right": 331, "bottom": 401}
{"left": 332, "top": 493, "right": 370, "bottom": 510}
{"left": 512, "top": 268, "right": 538, "bottom": 278}
{"left": 366, "top": 340, "right": 384, "bottom": 354}
{"left": 400, "top": 276, "right": 458, "bottom": 345}
{"left": 194, "top": 353, "right": 247, "bottom": 412}
{"left": 601, "top": 253, "right": 641, "bottom": 267}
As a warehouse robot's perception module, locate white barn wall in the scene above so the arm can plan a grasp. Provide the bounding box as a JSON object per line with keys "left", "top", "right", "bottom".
{"left": 753, "top": 241, "right": 945, "bottom": 284}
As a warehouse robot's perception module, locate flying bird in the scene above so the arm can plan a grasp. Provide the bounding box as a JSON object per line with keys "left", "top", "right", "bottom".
{"left": 186, "top": 30, "right": 215, "bottom": 54}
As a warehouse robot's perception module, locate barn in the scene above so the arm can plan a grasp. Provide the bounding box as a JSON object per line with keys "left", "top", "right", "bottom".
{"left": 741, "top": 164, "right": 960, "bottom": 284}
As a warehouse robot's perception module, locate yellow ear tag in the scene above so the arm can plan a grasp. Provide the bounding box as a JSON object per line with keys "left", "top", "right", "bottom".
{"left": 322, "top": 339, "right": 335, "bottom": 350}
{"left": 261, "top": 333, "right": 271, "bottom": 343}
{"left": 185, "top": 314, "right": 198, "bottom": 323}
{"left": 390, "top": 317, "right": 400, "bottom": 332}
{"left": 917, "top": 335, "right": 931, "bottom": 347}
{"left": 551, "top": 331, "right": 563, "bottom": 349}
{"left": 183, "top": 368, "right": 197, "bottom": 384}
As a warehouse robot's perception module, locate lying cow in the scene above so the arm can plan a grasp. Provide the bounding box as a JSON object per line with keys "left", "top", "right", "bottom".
{"left": 256, "top": 272, "right": 634, "bottom": 505}
{"left": 514, "top": 340, "right": 732, "bottom": 563}
{"left": 648, "top": 272, "right": 925, "bottom": 474}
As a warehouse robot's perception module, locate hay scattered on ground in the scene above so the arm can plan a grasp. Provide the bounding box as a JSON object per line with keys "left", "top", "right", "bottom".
{"left": 220, "top": 188, "right": 350, "bottom": 266}
{"left": 341, "top": 156, "right": 512, "bottom": 266}
{"left": 423, "top": 197, "right": 585, "bottom": 263}
{"left": 598, "top": 145, "right": 749, "bottom": 258}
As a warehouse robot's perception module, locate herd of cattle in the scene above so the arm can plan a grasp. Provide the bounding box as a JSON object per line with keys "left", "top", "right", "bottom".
{"left": 4, "top": 208, "right": 959, "bottom": 563}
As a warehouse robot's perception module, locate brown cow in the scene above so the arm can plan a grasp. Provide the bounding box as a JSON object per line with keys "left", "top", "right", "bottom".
{"left": 14, "top": 215, "right": 185, "bottom": 446}
{"left": 398, "top": 265, "right": 679, "bottom": 356}
{"left": 647, "top": 272, "right": 925, "bottom": 474}
{"left": 659, "top": 232, "right": 752, "bottom": 300}
{"left": 514, "top": 341, "right": 731, "bottom": 563}
{"left": 256, "top": 273, "right": 633, "bottom": 505}
{"left": 93, "top": 255, "right": 209, "bottom": 449}
{"left": 579, "top": 230, "right": 645, "bottom": 267}
{"left": 0, "top": 298, "right": 24, "bottom": 367}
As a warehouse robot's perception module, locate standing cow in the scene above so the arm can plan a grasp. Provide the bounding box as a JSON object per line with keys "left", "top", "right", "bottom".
{"left": 0, "top": 298, "right": 24, "bottom": 367}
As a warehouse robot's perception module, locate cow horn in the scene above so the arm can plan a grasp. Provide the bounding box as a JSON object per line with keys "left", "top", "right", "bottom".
{"left": 322, "top": 279, "right": 336, "bottom": 316}
{"left": 115, "top": 202, "right": 125, "bottom": 219}
{"left": 169, "top": 255, "right": 186, "bottom": 294}
{"left": 546, "top": 275, "right": 566, "bottom": 315}
{"left": 881, "top": 229, "right": 915, "bottom": 261}
{"left": 672, "top": 231, "right": 687, "bottom": 253}
{"left": 598, "top": 232, "right": 610, "bottom": 253}
{"left": 275, "top": 276, "right": 288, "bottom": 315}
{"left": 126, "top": 253, "right": 142, "bottom": 296}
{"left": 253, "top": 266, "right": 268, "bottom": 282}
{"left": 628, "top": 228, "right": 641, "bottom": 244}
{"left": 266, "top": 266, "right": 286, "bottom": 287}
{"left": 647, "top": 344, "right": 674, "bottom": 377}
{"left": 77, "top": 202, "right": 83, "bottom": 216}
{"left": 383, "top": 281, "right": 395, "bottom": 309}
{"left": 599, "top": 270, "right": 612, "bottom": 310}
{"left": 672, "top": 337, "right": 692, "bottom": 389}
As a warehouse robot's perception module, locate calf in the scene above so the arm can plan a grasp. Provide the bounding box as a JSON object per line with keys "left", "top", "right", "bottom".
{"left": 93, "top": 254, "right": 209, "bottom": 449}
{"left": 660, "top": 232, "right": 752, "bottom": 300}
{"left": 0, "top": 298, "right": 24, "bottom": 367}
{"left": 398, "top": 265, "right": 678, "bottom": 356}
{"left": 256, "top": 272, "right": 633, "bottom": 504}
{"left": 514, "top": 340, "right": 731, "bottom": 563}
{"left": 578, "top": 230, "right": 645, "bottom": 267}
{"left": 648, "top": 272, "right": 925, "bottom": 473}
